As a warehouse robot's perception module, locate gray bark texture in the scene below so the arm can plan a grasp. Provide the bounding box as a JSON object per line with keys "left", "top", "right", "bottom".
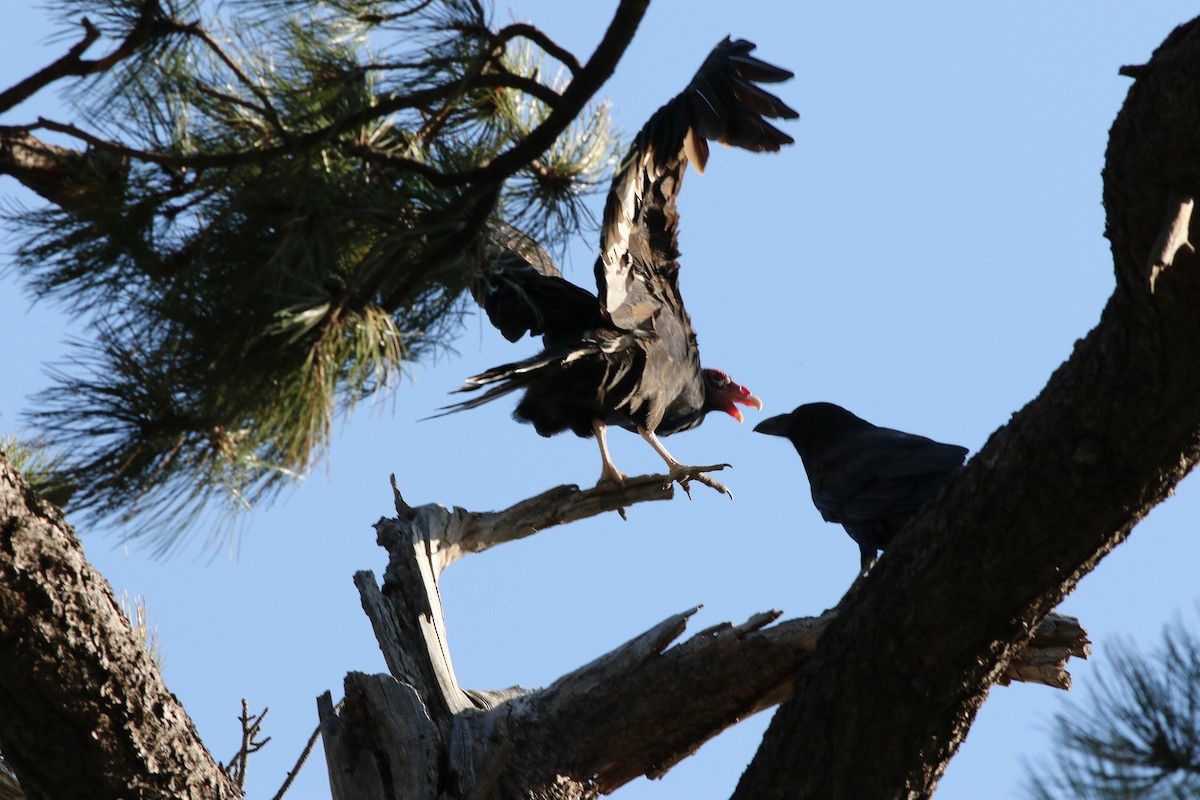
{"left": 730, "top": 16, "right": 1200, "bottom": 800}
{"left": 0, "top": 452, "right": 239, "bottom": 800}
{"left": 317, "top": 476, "right": 1087, "bottom": 800}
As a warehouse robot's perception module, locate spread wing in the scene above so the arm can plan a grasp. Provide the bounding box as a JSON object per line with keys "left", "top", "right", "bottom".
{"left": 596, "top": 37, "right": 798, "bottom": 332}
{"left": 474, "top": 220, "right": 601, "bottom": 343}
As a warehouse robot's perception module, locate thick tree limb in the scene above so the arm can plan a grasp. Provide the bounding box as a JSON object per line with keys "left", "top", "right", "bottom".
{"left": 732, "top": 16, "right": 1200, "bottom": 800}
{"left": 321, "top": 478, "right": 1087, "bottom": 800}
{"left": 0, "top": 450, "right": 239, "bottom": 800}
{"left": 0, "top": 130, "right": 128, "bottom": 210}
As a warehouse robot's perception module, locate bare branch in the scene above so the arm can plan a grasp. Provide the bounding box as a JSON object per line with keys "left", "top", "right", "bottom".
{"left": 325, "top": 469, "right": 1090, "bottom": 800}
{"left": 998, "top": 614, "right": 1091, "bottom": 690}
{"left": 0, "top": 2, "right": 166, "bottom": 115}
{"left": 439, "top": 0, "right": 649, "bottom": 188}
{"left": 495, "top": 23, "right": 583, "bottom": 74}
{"left": 270, "top": 714, "right": 330, "bottom": 800}
{"left": 384, "top": 473, "right": 674, "bottom": 576}
{"left": 223, "top": 701, "right": 269, "bottom": 791}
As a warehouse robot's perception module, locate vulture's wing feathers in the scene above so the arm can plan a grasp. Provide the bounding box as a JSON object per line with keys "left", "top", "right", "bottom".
{"left": 475, "top": 221, "right": 601, "bottom": 343}
{"left": 597, "top": 38, "right": 798, "bottom": 334}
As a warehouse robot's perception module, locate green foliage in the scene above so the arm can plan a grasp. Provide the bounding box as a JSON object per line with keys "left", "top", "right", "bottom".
{"left": 3, "top": 0, "right": 618, "bottom": 547}
{"left": 1, "top": 433, "right": 75, "bottom": 508}
{"left": 1024, "top": 613, "right": 1200, "bottom": 800}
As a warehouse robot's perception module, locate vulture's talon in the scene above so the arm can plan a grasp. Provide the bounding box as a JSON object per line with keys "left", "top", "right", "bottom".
{"left": 677, "top": 478, "right": 694, "bottom": 500}
{"left": 694, "top": 472, "right": 734, "bottom": 500}
{"left": 595, "top": 469, "right": 628, "bottom": 489}
{"left": 668, "top": 464, "right": 733, "bottom": 499}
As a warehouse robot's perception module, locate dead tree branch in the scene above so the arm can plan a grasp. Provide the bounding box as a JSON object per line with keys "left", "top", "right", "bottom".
{"left": 388, "top": 472, "right": 674, "bottom": 573}
{"left": 320, "top": 474, "right": 1088, "bottom": 800}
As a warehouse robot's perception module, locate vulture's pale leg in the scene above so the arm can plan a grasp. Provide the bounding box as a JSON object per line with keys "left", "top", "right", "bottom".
{"left": 592, "top": 419, "right": 628, "bottom": 486}
{"left": 637, "top": 427, "right": 733, "bottom": 499}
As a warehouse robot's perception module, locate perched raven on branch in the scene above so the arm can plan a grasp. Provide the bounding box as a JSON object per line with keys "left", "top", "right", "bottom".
{"left": 755, "top": 402, "right": 968, "bottom": 572}
{"left": 439, "top": 38, "right": 797, "bottom": 493}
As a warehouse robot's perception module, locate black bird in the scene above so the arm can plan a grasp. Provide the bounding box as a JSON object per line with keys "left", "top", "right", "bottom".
{"left": 439, "top": 38, "right": 796, "bottom": 492}
{"left": 754, "top": 402, "right": 968, "bottom": 572}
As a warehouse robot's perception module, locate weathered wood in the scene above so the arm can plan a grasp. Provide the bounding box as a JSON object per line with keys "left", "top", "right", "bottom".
{"left": 999, "top": 613, "right": 1091, "bottom": 690}
{"left": 1148, "top": 194, "right": 1195, "bottom": 291}
{"left": 319, "top": 676, "right": 440, "bottom": 800}
{"left": 325, "top": 474, "right": 1089, "bottom": 799}
{"left": 388, "top": 472, "right": 674, "bottom": 575}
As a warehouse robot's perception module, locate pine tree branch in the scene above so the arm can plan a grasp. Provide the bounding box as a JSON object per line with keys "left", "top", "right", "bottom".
{"left": 475, "top": 70, "right": 564, "bottom": 108}
{"left": 0, "top": 449, "right": 239, "bottom": 800}
{"left": 0, "top": 2, "right": 166, "bottom": 115}
{"left": 0, "top": 129, "right": 127, "bottom": 209}
{"left": 2, "top": 0, "right": 637, "bottom": 183}
{"left": 166, "top": 19, "right": 290, "bottom": 139}
{"left": 440, "top": 0, "right": 648, "bottom": 188}
{"left": 494, "top": 23, "right": 583, "bottom": 75}
{"left": 15, "top": 46, "right": 570, "bottom": 180}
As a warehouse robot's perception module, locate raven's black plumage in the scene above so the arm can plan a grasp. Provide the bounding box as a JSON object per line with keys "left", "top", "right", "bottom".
{"left": 441, "top": 38, "right": 796, "bottom": 484}
{"left": 755, "top": 402, "right": 968, "bottom": 572}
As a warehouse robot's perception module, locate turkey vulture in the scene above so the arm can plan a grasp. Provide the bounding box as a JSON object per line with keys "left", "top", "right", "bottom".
{"left": 439, "top": 38, "right": 797, "bottom": 494}
{"left": 754, "top": 402, "right": 969, "bottom": 572}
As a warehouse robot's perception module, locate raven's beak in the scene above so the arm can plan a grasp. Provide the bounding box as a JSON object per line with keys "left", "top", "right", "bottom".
{"left": 753, "top": 413, "right": 792, "bottom": 436}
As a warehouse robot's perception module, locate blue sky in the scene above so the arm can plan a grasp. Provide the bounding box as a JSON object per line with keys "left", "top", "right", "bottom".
{"left": 3, "top": 3, "right": 1199, "bottom": 798}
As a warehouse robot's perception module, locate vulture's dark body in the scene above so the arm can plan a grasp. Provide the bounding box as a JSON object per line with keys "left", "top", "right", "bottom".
{"left": 441, "top": 38, "right": 796, "bottom": 478}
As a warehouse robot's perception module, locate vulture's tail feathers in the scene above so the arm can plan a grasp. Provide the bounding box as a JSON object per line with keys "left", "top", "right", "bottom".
{"left": 424, "top": 341, "right": 606, "bottom": 419}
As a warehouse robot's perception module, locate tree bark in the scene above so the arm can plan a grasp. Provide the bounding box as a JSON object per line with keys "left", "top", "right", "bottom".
{"left": 0, "top": 130, "right": 128, "bottom": 210}
{"left": 318, "top": 475, "right": 1087, "bottom": 800}
{"left": 0, "top": 450, "right": 239, "bottom": 800}
{"left": 731, "top": 16, "right": 1200, "bottom": 800}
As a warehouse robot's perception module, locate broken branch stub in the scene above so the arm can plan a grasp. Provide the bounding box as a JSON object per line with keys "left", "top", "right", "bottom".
{"left": 320, "top": 473, "right": 1091, "bottom": 799}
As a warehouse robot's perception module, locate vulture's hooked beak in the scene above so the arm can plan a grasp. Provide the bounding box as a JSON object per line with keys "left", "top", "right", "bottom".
{"left": 724, "top": 385, "right": 764, "bottom": 424}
